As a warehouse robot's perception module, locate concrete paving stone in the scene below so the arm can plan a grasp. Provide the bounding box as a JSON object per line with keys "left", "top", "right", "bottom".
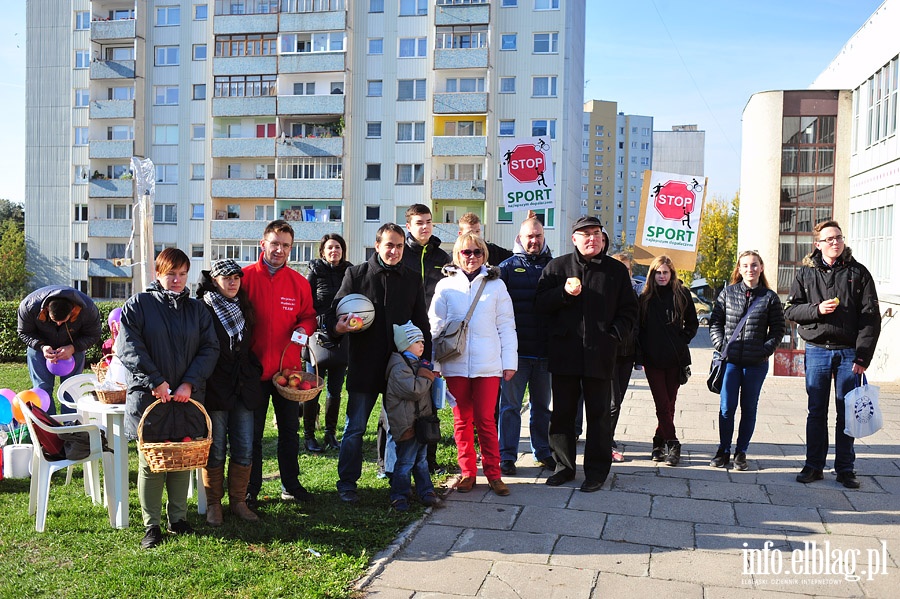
{"left": 648, "top": 547, "right": 749, "bottom": 588}
{"left": 398, "top": 524, "right": 464, "bottom": 561}
{"left": 688, "top": 479, "right": 770, "bottom": 504}
{"left": 784, "top": 532, "right": 899, "bottom": 569}
{"left": 656, "top": 462, "right": 736, "bottom": 481}
{"left": 764, "top": 482, "right": 855, "bottom": 510}
{"left": 733, "top": 503, "right": 826, "bottom": 534}
{"left": 590, "top": 572, "right": 703, "bottom": 599}
{"left": 601, "top": 514, "right": 695, "bottom": 550}
{"left": 610, "top": 472, "right": 691, "bottom": 497}
{"left": 694, "top": 523, "right": 790, "bottom": 552}
{"left": 449, "top": 528, "right": 557, "bottom": 564}
{"left": 853, "top": 457, "right": 900, "bottom": 476}
{"left": 567, "top": 488, "right": 652, "bottom": 517}
{"left": 428, "top": 501, "right": 521, "bottom": 530}
{"left": 703, "top": 585, "right": 813, "bottom": 599}
{"left": 819, "top": 508, "right": 900, "bottom": 539}
{"left": 752, "top": 576, "right": 864, "bottom": 597}
{"left": 844, "top": 487, "right": 900, "bottom": 511}
{"left": 871, "top": 474, "right": 900, "bottom": 494}
{"left": 372, "top": 556, "right": 492, "bottom": 595}
{"left": 363, "top": 587, "right": 414, "bottom": 599}
{"left": 649, "top": 495, "right": 736, "bottom": 525}
{"left": 480, "top": 479, "right": 573, "bottom": 508}
{"left": 512, "top": 505, "right": 605, "bottom": 538}
{"left": 856, "top": 565, "right": 900, "bottom": 599}
{"left": 480, "top": 561, "right": 597, "bottom": 599}
{"left": 550, "top": 536, "right": 651, "bottom": 577}
{"left": 442, "top": 486, "right": 492, "bottom": 503}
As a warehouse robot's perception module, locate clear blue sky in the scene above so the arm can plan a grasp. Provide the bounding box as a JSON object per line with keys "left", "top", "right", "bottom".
{"left": 0, "top": 1, "right": 884, "bottom": 204}
{"left": 586, "top": 0, "right": 884, "bottom": 201}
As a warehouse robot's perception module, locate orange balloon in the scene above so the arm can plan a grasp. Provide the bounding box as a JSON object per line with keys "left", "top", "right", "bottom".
{"left": 13, "top": 390, "right": 38, "bottom": 424}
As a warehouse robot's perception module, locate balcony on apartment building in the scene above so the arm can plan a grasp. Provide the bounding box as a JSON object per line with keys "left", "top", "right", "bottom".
{"left": 434, "top": 27, "right": 488, "bottom": 70}
{"left": 433, "top": 76, "right": 488, "bottom": 114}
{"left": 88, "top": 218, "right": 133, "bottom": 238}
{"left": 210, "top": 219, "right": 341, "bottom": 245}
{"left": 213, "top": 0, "right": 278, "bottom": 34}
{"left": 431, "top": 179, "right": 486, "bottom": 201}
{"left": 211, "top": 178, "right": 276, "bottom": 198}
{"left": 90, "top": 59, "right": 136, "bottom": 80}
{"left": 90, "top": 17, "right": 136, "bottom": 41}
{"left": 280, "top": 0, "right": 346, "bottom": 32}
{"left": 212, "top": 76, "right": 277, "bottom": 116}
{"left": 432, "top": 136, "right": 487, "bottom": 157}
{"left": 276, "top": 121, "right": 343, "bottom": 157}
{"left": 89, "top": 178, "right": 133, "bottom": 198}
{"left": 89, "top": 139, "right": 134, "bottom": 159}
{"left": 212, "top": 137, "right": 277, "bottom": 158}
{"left": 89, "top": 99, "right": 135, "bottom": 119}
{"left": 277, "top": 92, "right": 344, "bottom": 115}
{"left": 435, "top": 0, "right": 489, "bottom": 26}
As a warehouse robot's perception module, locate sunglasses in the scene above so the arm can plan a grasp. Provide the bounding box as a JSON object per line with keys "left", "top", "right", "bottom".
{"left": 460, "top": 249, "right": 484, "bottom": 257}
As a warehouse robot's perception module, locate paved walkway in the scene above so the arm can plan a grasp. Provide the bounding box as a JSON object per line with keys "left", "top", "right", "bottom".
{"left": 362, "top": 333, "right": 900, "bottom": 598}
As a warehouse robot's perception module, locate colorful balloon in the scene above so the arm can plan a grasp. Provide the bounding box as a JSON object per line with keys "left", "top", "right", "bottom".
{"left": 47, "top": 356, "right": 76, "bottom": 377}
{"left": 31, "top": 388, "right": 52, "bottom": 412}
{"left": 12, "top": 391, "right": 38, "bottom": 424}
{"left": 0, "top": 388, "right": 16, "bottom": 403}
{"left": 0, "top": 395, "right": 12, "bottom": 425}
{"left": 108, "top": 307, "right": 123, "bottom": 327}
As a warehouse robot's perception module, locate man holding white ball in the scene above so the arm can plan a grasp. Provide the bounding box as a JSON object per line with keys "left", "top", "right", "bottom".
{"left": 327, "top": 223, "right": 432, "bottom": 504}
{"left": 17, "top": 286, "right": 102, "bottom": 415}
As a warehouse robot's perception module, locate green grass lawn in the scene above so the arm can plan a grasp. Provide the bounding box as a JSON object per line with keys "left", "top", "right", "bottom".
{"left": 0, "top": 363, "right": 458, "bottom": 598}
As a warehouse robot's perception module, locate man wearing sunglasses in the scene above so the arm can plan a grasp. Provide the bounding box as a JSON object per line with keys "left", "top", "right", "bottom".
{"left": 535, "top": 216, "right": 638, "bottom": 493}
{"left": 786, "top": 219, "right": 880, "bottom": 489}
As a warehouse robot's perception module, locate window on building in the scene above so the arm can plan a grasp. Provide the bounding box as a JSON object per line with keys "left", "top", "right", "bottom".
{"left": 436, "top": 24, "right": 488, "bottom": 49}
{"left": 155, "top": 46, "right": 180, "bottom": 66}
{"left": 191, "top": 124, "right": 205, "bottom": 139}
{"left": 398, "top": 37, "right": 427, "bottom": 58}
{"left": 366, "top": 164, "right": 381, "bottom": 180}
{"left": 531, "top": 119, "right": 556, "bottom": 139}
{"left": 75, "top": 166, "right": 89, "bottom": 183}
{"left": 499, "top": 77, "right": 516, "bottom": 93}
{"left": 398, "top": 79, "right": 426, "bottom": 101}
{"left": 75, "top": 50, "right": 90, "bottom": 68}
{"left": 75, "top": 88, "right": 89, "bottom": 107}
{"left": 74, "top": 242, "right": 88, "bottom": 260}
{"left": 156, "top": 164, "right": 179, "bottom": 184}
{"left": 499, "top": 120, "right": 515, "bottom": 136}
{"left": 153, "top": 125, "right": 179, "bottom": 145}
{"left": 368, "top": 38, "right": 383, "bottom": 54}
{"left": 154, "top": 86, "right": 179, "bottom": 105}
{"left": 191, "top": 163, "right": 205, "bottom": 179}
{"left": 213, "top": 75, "right": 276, "bottom": 97}
{"left": 399, "top": 0, "right": 427, "bottom": 16}
{"left": 502, "top": 0, "right": 518, "bottom": 6}
{"left": 193, "top": 44, "right": 207, "bottom": 60}
{"left": 227, "top": 205, "right": 240, "bottom": 219}
{"left": 443, "top": 121, "right": 483, "bottom": 136}
{"left": 533, "top": 32, "right": 558, "bottom": 54}
{"left": 156, "top": 6, "right": 181, "bottom": 26}
{"left": 367, "top": 80, "right": 383, "bottom": 97}
{"left": 191, "top": 204, "right": 204, "bottom": 219}
{"left": 501, "top": 34, "right": 517, "bottom": 50}
{"left": 532, "top": 76, "right": 557, "bottom": 97}
{"left": 215, "top": 34, "right": 278, "bottom": 57}
{"left": 292, "top": 82, "right": 315, "bottom": 95}
{"left": 75, "top": 12, "right": 90, "bottom": 30}
{"left": 280, "top": 31, "right": 345, "bottom": 53}
{"left": 365, "top": 206, "right": 380, "bottom": 221}
{"left": 191, "top": 244, "right": 204, "bottom": 258}
{"left": 154, "top": 204, "right": 177, "bottom": 223}
{"left": 106, "top": 164, "right": 130, "bottom": 179}
{"left": 74, "top": 127, "right": 89, "bottom": 146}
{"left": 109, "top": 86, "right": 134, "bottom": 100}
{"left": 397, "top": 121, "right": 426, "bottom": 142}
{"left": 193, "top": 84, "right": 206, "bottom": 100}
{"left": 75, "top": 204, "right": 88, "bottom": 221}
{"left": 397, "top": 164, "right": 424, "bottom": 184}
{"left": 194, "top": 4, "right": 208, "bottom": 20}
{"left": 445, "top": 78, "right": 484, "bottom": 93}
{"left": 534, "top": 0, "right": 559, "bottom": 9}
{"left": 107, "top": 47, "right": 134, "bottom": 61}
{"left": 255, "top": 205, "right": 274, "bottom": 221}
{"left": 106, "top": 244, "right": 127, "bottom": 259}
{"left": 366, "top": 122, "right": 382, "bottom": 138}
{"left": 369, "top": 0, "right": 384, "bottom": 12}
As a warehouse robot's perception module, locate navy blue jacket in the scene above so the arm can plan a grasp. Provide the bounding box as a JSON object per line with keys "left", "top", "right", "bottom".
{"left": 498, "top": 239, "right": 552, "bottom": 358}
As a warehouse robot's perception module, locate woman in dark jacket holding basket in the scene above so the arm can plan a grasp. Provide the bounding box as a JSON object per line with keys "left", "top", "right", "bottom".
{"left": 708, "top": 250, "right": 785, "bottom": 471}
{"left": 119, "top": 248, "right": 219, "bottom": 549}
{"left": 303, "top": 234, "right": 351, "bottom": 452}
{"left": 637, "top": 255, "right": 698, "bottom": 467}
{"left": 196, "top": 259, "right": 265, "bottom": 525}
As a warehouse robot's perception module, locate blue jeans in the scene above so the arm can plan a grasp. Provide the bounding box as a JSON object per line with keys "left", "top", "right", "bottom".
{"left": 498, "top": 357, "right": 552, "bottom": 462}
{"left": 26, "top": 346, "right": 85, "bottom": 416}
{"left": 337, "top": 391, "right": 394, "bottom": 493}
{"left": 804, "top": 345, "right": 857, "bottom": 474}
{"left": 718, "top": 361, "right": 768, "bottom": 454}
{"left": 390, "top": 437, "right": 433, "bottom": 502}
{"left": 208, "top": 404, "right": 254, "bottom": 469}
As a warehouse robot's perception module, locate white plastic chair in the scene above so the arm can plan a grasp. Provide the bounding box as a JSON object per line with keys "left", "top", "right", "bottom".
{"left": 56, "top": 373, "right": 100, "bottom": 488}
{"left": 15, "top": 398, "right": 104, "bottom": 532}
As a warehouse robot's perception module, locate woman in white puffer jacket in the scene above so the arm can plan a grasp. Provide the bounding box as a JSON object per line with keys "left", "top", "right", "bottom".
{"left": 429, "top": 232, "right": 517, "bottom": 496}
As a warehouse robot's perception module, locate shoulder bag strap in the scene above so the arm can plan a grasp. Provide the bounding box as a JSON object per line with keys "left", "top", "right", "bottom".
{"left": 722, "top": 294, "right": 763, "bottom": 360}
{"left": 462, "top": 278, "right": 488, "bottom": 325}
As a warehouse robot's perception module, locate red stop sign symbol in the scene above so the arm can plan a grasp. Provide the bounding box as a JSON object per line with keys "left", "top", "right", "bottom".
{"left": 508, "top": 144, "right": 546, "bottom": 184}
{"left": 654, "top": 180, "right": 695, "bottom": 221}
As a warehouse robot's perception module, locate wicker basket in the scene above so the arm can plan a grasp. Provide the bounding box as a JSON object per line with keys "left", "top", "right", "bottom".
{"left": 137, "top": 398, "right": 212, "bottom": 473}
{"left": 94, "top": 382, "right": 126, "bottom": 405}
{"left": 90, "top": 355, "right": 113, "bottom": 383}
{"left": 271, "top": 343, "right": 324, "bottom": 403}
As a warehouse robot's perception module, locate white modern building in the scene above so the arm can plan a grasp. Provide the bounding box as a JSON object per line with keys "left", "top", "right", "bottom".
{"left": 25, "top": 0, "right": 586, "bottom": 297}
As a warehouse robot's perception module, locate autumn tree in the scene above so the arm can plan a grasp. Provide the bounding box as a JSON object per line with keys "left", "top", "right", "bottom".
{"left": 696, "top": 192, "right": 739, "bottom": 297}
{"left": 0, "top": 213, "right": 31, "bottom": 300}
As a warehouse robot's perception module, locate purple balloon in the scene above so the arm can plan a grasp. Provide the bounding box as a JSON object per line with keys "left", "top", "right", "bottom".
{"left": 32, "top": 388, "right": 52, "bottom": 412}
{"left": 108, "top": 307, "right": 123, "bottom": 327}
{"left": 47, "top": 357, "right": 76, "bottom": 377}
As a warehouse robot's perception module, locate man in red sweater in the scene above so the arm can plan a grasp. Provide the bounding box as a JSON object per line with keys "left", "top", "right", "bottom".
{"left": 243, "top": 220, "right": 317, "bottom": 507}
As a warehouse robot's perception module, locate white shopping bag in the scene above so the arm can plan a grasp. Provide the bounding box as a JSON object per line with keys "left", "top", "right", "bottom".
{"left": 843, "top": 375, "right": 883, "bottom": 438}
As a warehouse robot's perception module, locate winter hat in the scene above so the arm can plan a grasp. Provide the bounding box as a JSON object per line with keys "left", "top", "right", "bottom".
{"left": 393, "top": 320, "right": 424, "bottom": 352}
{"left": 210, "top": 259, "right": 244, "bottom": 278}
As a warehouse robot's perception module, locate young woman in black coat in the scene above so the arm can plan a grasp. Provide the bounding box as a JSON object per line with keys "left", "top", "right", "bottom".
{"left": 637, "top": 255, "right": 698, "bottom": 467}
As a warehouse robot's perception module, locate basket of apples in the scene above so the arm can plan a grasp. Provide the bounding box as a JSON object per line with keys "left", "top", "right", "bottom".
{"left": 137, "top": 398, "right": 212, "bottom": 473}
{"left": 272, "top": 343, "right": 325, "bottom": 403}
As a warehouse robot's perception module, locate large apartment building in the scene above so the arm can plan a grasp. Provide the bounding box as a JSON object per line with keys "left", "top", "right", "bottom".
{"left": 25, "top": 0, "right": 586, "bottom": 297}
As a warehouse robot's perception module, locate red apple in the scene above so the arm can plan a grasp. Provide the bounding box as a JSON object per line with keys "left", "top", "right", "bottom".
{"left": 298, "top": 381, "right": 312, "bottom": 391}
{"left": 347, "top": 315, "right": 363, "bottom": 330}
{"left": 182, "top": 436, "right": 192, "bottom": 442}
{"left": 275, "top": 375, "right": 288, "bottom": 386}
{"left": 288, "top": 377, "right": 302, "bottom": 388}
{"left": 282, "top": 368, "right": 293, "bottom": 377}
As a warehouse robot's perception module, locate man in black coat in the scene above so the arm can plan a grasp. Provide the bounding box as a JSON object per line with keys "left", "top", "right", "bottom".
{"left": 535, "top": 216, "right": 638, "bottom": 492}
{"left": 327, "top": 223, "right": 432, "bottom": 503}
{"left": 17, "top": 286, "right": 102, "bottom": 415}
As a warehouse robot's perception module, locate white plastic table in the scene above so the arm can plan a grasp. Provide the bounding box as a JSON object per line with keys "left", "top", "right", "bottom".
{"left": 77, "top": 395, "right": 129, "bottom": 529}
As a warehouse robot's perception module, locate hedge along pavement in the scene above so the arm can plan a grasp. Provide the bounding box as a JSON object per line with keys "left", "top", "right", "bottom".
{"left": 0, "top": 300, "right": 123, "bottom": 363}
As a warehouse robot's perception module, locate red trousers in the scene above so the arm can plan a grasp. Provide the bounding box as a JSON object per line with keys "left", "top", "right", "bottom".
{"left": 447, "top": 376, "right": 501, "bottom": 480}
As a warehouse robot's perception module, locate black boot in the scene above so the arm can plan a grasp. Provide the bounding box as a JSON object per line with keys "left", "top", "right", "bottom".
{"left": 323, "top": 431, "right": 340, "bottom": 450}
{"left": 305, "top": 436, "right": 323, "bottom": 453}
{"left": 651, "top": 435, "right": 666, "bottom": 462}
{"left": 710, "top": 449, "right": 730, "bottom": 468}
{"left": 665, "top": 440, "right": 681, "bottom": 467}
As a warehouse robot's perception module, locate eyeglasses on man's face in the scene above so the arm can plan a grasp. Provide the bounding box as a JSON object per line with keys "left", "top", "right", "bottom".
{"left": 574, "top": 231, "right": 603, "bottom": 239}
{"left": 817, "top": 235, "right": 844, "bottom": 245}
{"left": 460, "top": 248, "right": 484, "bottom": 257}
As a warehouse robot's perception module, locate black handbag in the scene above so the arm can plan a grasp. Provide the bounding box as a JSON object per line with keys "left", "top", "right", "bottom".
{"left": 305, "top": 330, "right": 348, "bottom": 370}
{"left": 707, "top": 294, "right": 762, "bottom": 393}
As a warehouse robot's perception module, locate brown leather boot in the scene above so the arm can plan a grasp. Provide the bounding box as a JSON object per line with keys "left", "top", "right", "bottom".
{"left": 228, "top": 463, "right": 259, "bottom": 522}
{"left": 202, "top": 465, "right": 225, "bottom": 526}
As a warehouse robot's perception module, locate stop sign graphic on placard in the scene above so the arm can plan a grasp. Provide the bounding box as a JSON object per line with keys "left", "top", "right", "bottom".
{"left": 654, "top": 180, "right": 695, "bottom": 220}
{"left": 508, "top": 144, "right": 546, "bottom": 183}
